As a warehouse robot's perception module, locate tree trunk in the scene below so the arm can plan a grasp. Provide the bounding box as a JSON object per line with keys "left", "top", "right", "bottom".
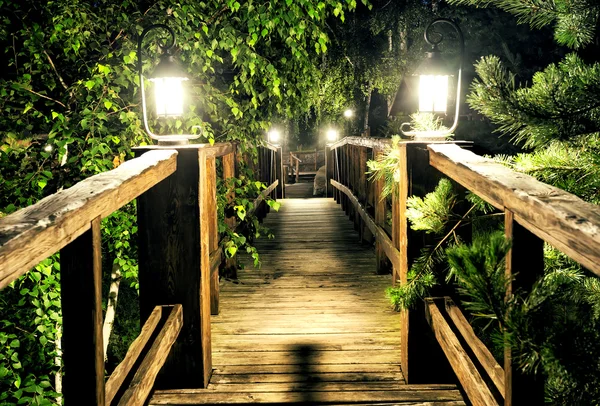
{"left": 364, "top": 80, "right": 373, "bottom": 131}
{"left": 102, "top": 262, "right": 122, "bottom": 361}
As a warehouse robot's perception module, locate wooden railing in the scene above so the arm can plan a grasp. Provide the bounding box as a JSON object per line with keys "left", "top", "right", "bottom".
{"left": 287, "top": 149, "right": 324, "bottom": 181}
{"left": 327, "top": 137, "right": 600, "bottom": 406}
{"left": 0, "top": 142, "right": 283, "bottom": 405}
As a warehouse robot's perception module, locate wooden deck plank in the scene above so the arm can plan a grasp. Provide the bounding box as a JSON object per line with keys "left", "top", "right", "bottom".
{"left": 149, "top": 198, "right": 464, "bottom": 405}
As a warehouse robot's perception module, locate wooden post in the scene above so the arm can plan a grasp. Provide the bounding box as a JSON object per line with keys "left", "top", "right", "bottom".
{"left": 136, "top": 146, "right": 212, "bottom": 389}
{"left": 374, "top": 148, "right": 388, "bottom": 274}
{"left": 504, "top": 210, "right": 545, "bottom": 406}
{"left": 395, "top": 142, "right": 455, "bottom": 384}
{"left": 60, "top": 216, "right": 104, "bottom": 405}
{"left": 325, "top": 146, "right": 333, "bottom": 198}
{"left": 275, "top": 147, "right": 284, "bottom": 198}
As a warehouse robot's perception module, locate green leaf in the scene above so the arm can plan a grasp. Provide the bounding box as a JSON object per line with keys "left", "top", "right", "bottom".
{"left": 85, "top": 80, "right": 95, "bottom": 90}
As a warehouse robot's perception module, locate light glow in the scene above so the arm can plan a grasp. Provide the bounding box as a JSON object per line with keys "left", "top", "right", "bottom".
{"left": 419, "top": 74, "right": 448, "bottom": 113}
{"left": 268, "top": 130, "right": 281, "bottom": 144}
{"left": 150, "top": 77, "right": 188, "bottom": 117}
{"left": 326, "top": 129, "right": 338, "bottom": 143}
{"left": 343, "top": 109, "right": 354, "bottom": 118}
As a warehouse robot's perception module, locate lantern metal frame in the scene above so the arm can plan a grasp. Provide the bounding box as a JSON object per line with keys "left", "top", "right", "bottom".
{"left": 401, "top": 18, "right": 464, "bottom": 138}
{"left": 137, "top": 24, "right": 200, "bottom": 145}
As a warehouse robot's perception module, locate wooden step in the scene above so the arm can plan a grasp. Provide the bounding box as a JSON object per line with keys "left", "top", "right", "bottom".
{"left": 149, "top": 383, "right": 465, "bottom": 405}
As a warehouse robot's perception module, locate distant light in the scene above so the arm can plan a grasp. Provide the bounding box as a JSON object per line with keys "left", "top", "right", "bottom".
{"left": 43, "top": 144, "right": 53, "bottom": 152}
{"left": 268, "top": 129, "right": 281, "bottom": 144}
{"left": 326, "top": 129, "right": 338, "bottom": 142}
{"left": 343, "top": 109, "right": 354, "bottom": 118}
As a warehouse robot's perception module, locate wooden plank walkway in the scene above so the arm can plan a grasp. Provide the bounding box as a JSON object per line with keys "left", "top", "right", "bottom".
{"left": 150, "top": 198, "right": 465, "bottom": 405}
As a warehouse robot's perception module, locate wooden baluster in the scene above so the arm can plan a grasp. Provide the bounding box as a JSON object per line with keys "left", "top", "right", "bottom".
{"left": 223, "top": 150, "right": 238, "bottom": 278}
{"left": 504, "top": 210, "right": 545, "bottom": 406}
{"left": 60, "top": 216, "right": 104, "bottom": 405}
{"left": 374, "top": 147, "right": 388, "bottom": 274}
{"left": 341, "top": 146, "right": 348, "bottom": 213}
{"left": 136, "top": 146, "right": 212, "bottom": 388}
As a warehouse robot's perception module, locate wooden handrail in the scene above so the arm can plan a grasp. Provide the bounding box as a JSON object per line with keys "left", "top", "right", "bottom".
{"left": 428, "top": 143, "right": 600, "bottom": 277}
{"left": 329, "top": 136, "right": 391, "bottom": 150}
{"left": 289, "top": 153, "right": 302, "bottom": 163}
{"left": 330, "top": 179, "right": 400, "bottom": 270}
{"left": 0, "top": 149, "right": 178, "bottom": 289}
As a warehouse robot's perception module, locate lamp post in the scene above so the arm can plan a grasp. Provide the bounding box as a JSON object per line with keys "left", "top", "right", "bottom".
{"left": 401, "top": 18, "right": 464, "bottom": 138}
{"left": 138, "top": 24, "right": 200, "bottom": 145}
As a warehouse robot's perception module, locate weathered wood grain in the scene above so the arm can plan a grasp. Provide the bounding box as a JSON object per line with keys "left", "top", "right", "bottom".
{"left": 60, "top": 216, "right": 104, "bottom": 405}
{"left": 106, "top": 306, "right": 162, "bottom": 405}
{"left": 0, "top": 150, "right": 177, "bottom": 289}
{"left": 118, "top": 304, "right": 183, "bottom": 406}
{"left": 444, "top": 298, "right": 504, "bottom": 397}
{"left": 428, "top": 143, "right": 600, "bottom": 277}
{"left": 425, "top": 299, "right": 499, "bottom": 406}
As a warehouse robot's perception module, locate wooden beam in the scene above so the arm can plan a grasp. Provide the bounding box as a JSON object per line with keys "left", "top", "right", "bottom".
{"left": 118, "top": 304, "right": 183, "bottom": 406}
{"left": 330, "top": 180, "right": 400, "bottom": 270}
{"left": 429, "top": 143, "right": 600, "bottom": 277}
{"left": 425, "top": 299, "right": 499, "bottom": 406}
{"left": 60, "top": 216, "right": 104, "bottom": 405}
{"left": 444, "top": 298, "right": 504, "bottom": 398}
{"left": 105, "top": 306, "right": 162, "bottom": 405}
{"left": 0, "top": 150, "right": 177, "bottom": 289}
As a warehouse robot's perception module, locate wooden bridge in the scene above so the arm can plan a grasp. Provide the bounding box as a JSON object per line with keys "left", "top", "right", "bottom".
{"left": 1, "top": 137, "right": 599, "bottom": 405}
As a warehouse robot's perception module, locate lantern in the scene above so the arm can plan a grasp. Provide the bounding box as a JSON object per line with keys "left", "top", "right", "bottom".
{"left": 401, "top": 18, "right": 464, "bottom": 138}
{"left": 138, "top": 24, "right": 199, "bottom": 145}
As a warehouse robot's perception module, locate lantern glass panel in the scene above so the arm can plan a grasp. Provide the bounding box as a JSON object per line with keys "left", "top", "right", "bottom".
{"left": 150, "top": 77, "right": 187, "bottom": 117}
{"left": 419, "top": 74, "right": 448, "bottom": 113}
